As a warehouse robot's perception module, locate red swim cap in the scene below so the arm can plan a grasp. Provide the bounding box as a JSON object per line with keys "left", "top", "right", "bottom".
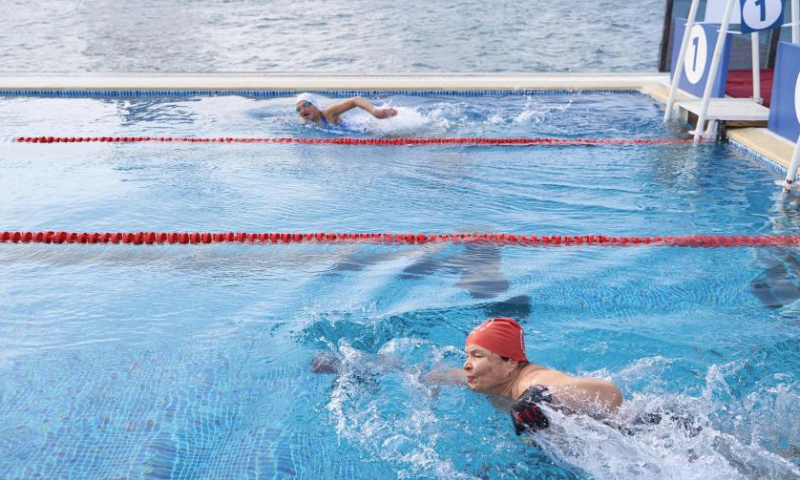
{"left": 466, "top": 317, "right": 528, "bottom": 362}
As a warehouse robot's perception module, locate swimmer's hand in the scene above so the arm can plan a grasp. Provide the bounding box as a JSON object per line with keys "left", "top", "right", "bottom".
{"left": 511, "top": 386, "right": 552, "bottom": 435}
{"left": 374, "top": 107, "right": 398, "bottom": 119}
{"left": 311, "top": 352, "right": 342, "bottom": 374}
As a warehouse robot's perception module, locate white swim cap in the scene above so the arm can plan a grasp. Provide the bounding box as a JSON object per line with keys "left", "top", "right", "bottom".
{"left": 296, "top": 92, "right": 319, "bottom": 107}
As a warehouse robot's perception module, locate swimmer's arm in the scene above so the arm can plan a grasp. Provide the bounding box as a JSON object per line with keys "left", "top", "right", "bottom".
{"left": 325, "top": 97, "right": 398, "bottom": 120}
{"left": 310, "top": 352, "right": 404, "bottom": 375}
{"left": 421, "top": 367, "right": 466, "bottom": 386}
{"left": 522, "top": 370, "right": 622, "bottom": 417}
{"left": 547, "top": 377, "right": 623, "bottom": 418}
{"left": 311, "top": 352, "right": 343, "bottom": 374}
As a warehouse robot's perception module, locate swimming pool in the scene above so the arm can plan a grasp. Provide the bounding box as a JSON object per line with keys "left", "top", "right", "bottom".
{"left": 1, "top": 91, "right": 799, "bottom": 479}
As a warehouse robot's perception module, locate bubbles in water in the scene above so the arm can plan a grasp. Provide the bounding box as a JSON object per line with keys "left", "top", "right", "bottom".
{"left": 322, "top": 343, "right": 800, "bottom": 479}
{"left": 324, "top": 338, "right": 482, "bottom": 479}
{"left": 530, "top": 384, "right": 800, "bottom": 480}
{"left": 343, "top": 103, "right": 452, "bottom": 136}
{"left": 513, "top": 96, "right": 573, "bottom": 125}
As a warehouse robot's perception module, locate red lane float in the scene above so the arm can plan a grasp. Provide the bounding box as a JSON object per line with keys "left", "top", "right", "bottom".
{"left": 0, "top": 231, "right": 797, "bottom": 247}
{"left": 13, "top": 136, "right": 704, "bottom": 146}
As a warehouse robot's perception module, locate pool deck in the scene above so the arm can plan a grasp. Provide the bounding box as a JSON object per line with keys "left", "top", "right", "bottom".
{"left": 726, "top": 128, "right": 796, "bottom": 170}
{"left": 0, "top": 73, "right": 793, "bottom": 172}
{"left": 643, "top": 81, "right": 794, "bottom": 171}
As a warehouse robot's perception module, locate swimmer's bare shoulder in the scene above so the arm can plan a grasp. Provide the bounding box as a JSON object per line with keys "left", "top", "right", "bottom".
{"left": 516, "top": 365, "right": 623, "bottom": 418}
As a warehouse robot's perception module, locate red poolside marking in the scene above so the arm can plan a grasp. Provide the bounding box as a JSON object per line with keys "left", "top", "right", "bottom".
{"left": 0, "top": 231, "right": 796, "bottom": 247}
{"left": 13, "top": 136, "right": 706, "bottom": 146}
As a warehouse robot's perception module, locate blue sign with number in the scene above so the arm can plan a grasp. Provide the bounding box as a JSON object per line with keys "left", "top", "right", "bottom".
{"left": 740, "top": 0, "right": 784, "bottom": 34}
{"left": 768, "top": 42, "right": 800, "bottom": 142}
{"left": 670, "top": 18, "right": 732, "bottom": 98}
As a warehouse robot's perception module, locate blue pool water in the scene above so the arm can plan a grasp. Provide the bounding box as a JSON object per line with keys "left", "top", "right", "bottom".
{"left": 1, "top": 92, "right": 800, "bottom": 479}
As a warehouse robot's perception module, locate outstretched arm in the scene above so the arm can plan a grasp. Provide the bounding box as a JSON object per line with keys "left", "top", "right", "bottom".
{"left": 546, "top": 376, "right": 623, "bottom": 417}
{"left": 324, "top": 96, "right": 398, "bottom": 121}
{"left": 311, "top": 352, "right": 343, "bottom": 374}
{"left": 421, "top": 367, "right": 466, "bottom": 386}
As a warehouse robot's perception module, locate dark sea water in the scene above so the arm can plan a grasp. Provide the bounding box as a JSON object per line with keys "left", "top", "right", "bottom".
{"left": 0, "top": 0, "right": 664, "bottom": 73}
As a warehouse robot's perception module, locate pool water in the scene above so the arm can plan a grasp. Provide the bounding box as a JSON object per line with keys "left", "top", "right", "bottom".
{"left": 1, "top": 92, "right": 799, "bottom": 479}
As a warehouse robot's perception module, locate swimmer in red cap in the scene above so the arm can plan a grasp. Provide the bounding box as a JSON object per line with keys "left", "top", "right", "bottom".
{"left": 312, "top": 316, "right": 622, "bottom": 435}
{"left": 464, "top": 317, "right": 622, "bottom": 434}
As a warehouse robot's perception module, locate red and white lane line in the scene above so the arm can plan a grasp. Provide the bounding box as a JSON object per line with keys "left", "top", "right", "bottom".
{"left": 13, "top": 136, "right": 705, "bottom": 146}
{"left": 0, "top": 231, "right": 795, "bottom": 247}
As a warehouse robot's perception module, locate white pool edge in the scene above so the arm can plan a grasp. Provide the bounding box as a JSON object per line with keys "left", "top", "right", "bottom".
{"left": 0, "top": 73, "right": 668, "bottom": 91}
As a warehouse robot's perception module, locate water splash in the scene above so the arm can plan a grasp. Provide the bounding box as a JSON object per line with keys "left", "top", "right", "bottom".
{"left": 324, "top": 345, "right": 800, "bottom": 479}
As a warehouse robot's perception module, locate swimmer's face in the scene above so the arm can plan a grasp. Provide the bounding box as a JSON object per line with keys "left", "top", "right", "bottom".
{"left": 296, "top": 100, "right": 318, "bottom": 121}
{"left": 463, "top": 345, "right": 517, "bottom": 394}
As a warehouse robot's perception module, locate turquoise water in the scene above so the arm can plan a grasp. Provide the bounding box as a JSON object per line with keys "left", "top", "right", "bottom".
{"left": 1, "top": 92, "right": 800, "bottom": 479}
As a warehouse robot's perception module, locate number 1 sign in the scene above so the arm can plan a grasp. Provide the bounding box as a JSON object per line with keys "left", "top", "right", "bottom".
{"left": 670, "top": 18, "right": 733, "bottom": 98}
{"left": 740, "top": 0, "right": 784, "bottom": 34}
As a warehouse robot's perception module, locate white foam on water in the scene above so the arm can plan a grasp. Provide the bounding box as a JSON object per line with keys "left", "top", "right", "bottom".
{"left": 326, "top": 347, "right": 800, "bottom": 479}
{"left": 327, "top": 339, "right": 478, "bottom": 479}
{"left": 513, "top": 96, "right": 573, "bottom": 125}
{"left": 341, "top": 103, "right": 451, "bottom": 136}
{"left": 529, "top": 356, "right": 800, "bottom": 480}
{"left": 531, "top": 389, "right": 799, "bottom": 480}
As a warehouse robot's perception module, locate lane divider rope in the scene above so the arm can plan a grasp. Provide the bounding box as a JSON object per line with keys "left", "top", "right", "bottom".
{"left": 0, "top": 89, "right": 641, "bottom": 99}
{"left": 0, "top": 231, "right": 796, "bottom": 247}
{"left": 13, "top": 136, "right": 704, "bottom": 146}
